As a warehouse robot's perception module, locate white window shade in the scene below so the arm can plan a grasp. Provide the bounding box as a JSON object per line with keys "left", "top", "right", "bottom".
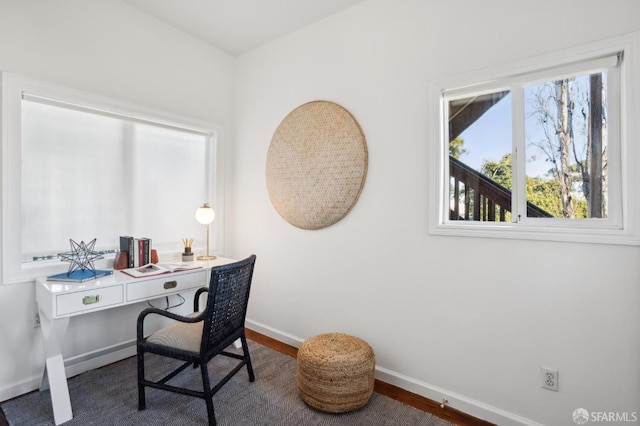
{"left": 2, "top": 73, "right": 223, "bottom": 284}
{"left": 443, "top": 52, "right": 622, "bottom": 99}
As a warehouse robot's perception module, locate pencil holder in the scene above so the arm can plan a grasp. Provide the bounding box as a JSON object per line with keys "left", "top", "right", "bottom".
{"left": 182, "top": 247, "right": 194, "bottom": 262}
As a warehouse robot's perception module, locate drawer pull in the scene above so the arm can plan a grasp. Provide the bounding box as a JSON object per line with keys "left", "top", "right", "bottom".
{"left": 163, "top": 280, "right": 177, "bottom": 290}
{"left": 82, "top": 295, "right": 100, "bottom": 305}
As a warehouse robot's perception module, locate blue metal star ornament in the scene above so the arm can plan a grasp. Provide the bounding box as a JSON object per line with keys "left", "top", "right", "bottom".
{"left": 58, "top": 238, "right": 104, "bottom": 275}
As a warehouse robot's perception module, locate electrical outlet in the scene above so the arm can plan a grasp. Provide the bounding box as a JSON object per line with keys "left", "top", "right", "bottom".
{"left": 541, "top": 367, "right": 558, "bottom": 391}
{"left": 33, "top": 312, "right": 41, "bottom": 328}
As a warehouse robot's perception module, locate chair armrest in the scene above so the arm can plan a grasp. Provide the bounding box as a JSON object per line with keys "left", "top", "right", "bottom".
{"left": 194, "top": 286, "right": 209, "bottom": 312}
{"left": 136, "top": 306, "right": 205, "bottom": 342}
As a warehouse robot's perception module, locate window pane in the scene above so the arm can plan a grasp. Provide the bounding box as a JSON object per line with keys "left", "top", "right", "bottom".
{"left": 448, "top": 91, "right": 512, "bottom": 221}
{"left": 21, "top": 100, "right": 210, "bottom": 263}
{"left": 130, "top": 123, "right": 209, "bottom": 249}
{"left": 524, "top": 72, "right": 608, "bottom": 219}
{"left": 22, "top": 101, "right": 127, "bottom": 260}
{"left": 433, "top": 43, "right": 629, "bottom": 244}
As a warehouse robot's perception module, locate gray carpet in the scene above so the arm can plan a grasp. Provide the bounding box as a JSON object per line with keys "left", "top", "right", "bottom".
{"left": 2, "top": 341, "right": 453, "bottom": 425}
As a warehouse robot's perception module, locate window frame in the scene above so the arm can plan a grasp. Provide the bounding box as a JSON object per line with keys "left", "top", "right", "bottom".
{"left": 428, "top": 32, "right": 640, "bottom": 245}
{"left": 1, "top": 72, "right": 225, "bottom": 284}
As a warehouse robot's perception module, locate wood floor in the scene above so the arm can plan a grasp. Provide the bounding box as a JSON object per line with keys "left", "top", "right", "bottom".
{"left": 0, "top": 329, "right": 495, "bottom": 426}
{"left": 245, "top": 329, "right": 495, "bottom": 426}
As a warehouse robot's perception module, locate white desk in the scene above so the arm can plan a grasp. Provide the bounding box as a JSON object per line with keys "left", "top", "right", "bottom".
{"left": 35, "top": 257, "right": 235, "bottom": 425}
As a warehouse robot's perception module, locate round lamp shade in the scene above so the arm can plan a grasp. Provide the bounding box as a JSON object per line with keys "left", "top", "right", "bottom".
{"left": 195, "top": 203, "right": 215, "bottom": 224}
{"left": 266, "top": 101, "right": 367, "bottom": 230}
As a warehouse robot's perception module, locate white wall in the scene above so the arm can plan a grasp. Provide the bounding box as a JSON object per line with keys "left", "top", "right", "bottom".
{"left": 232, "top": 0, "right": 640, "bottom": 425}
{"left": 0, "top": 0, "right": 234, "bottom": 400}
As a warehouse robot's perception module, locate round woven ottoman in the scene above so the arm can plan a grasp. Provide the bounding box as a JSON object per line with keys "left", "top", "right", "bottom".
{"left": 297, "top": 332, "right": 375, "bottom": 413}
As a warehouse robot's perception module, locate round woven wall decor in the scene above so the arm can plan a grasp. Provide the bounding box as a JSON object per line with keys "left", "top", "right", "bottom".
{"left": 266, "top": 100, "right": 368, "bottom": 230}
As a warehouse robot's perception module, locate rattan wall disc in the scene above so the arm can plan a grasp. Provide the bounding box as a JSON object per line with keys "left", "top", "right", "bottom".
{"left": 266, "top": 101, "right": 368, "bottom": 230}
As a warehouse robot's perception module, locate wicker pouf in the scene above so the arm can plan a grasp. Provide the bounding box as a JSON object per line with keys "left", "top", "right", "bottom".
{"left": 297, "top": 333, "right": 375, "bottom": 413}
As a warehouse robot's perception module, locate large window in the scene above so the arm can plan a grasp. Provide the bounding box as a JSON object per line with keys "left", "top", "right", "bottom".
{"left": 2, "top": 73, "right": 223, "bottom": 284}
{"left": 429, "top": 33, "right": 640, "bottom": 244}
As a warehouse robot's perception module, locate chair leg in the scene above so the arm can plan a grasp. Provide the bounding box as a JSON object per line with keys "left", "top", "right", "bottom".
{"left": 200, "top": 362, "right": 217, "bottom": 426}
{"left": 137, "top": 350, "right": 146, "bottom": 410}
{"left": 240, "top": 336, "right": 255, "bottom": 382}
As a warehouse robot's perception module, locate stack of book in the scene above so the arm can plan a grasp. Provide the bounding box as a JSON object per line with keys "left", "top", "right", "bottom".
{"left": 119, "top": 236, "right": 152, "bottom": 268}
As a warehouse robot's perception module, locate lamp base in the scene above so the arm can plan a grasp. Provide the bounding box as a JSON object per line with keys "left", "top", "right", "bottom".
{"left": 197, "top": 255, "right": 217, "bottom": 261}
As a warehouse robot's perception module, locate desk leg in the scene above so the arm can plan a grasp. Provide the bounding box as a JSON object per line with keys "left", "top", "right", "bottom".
{"left": 39, "top": 311, "right": 72, "bottom": 425}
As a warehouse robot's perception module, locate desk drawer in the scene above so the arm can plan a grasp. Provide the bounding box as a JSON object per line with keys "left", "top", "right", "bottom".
{"left": 56, "top": 285, "right": 124, "bottom": 316}
{"left": 126, "top": 271, "right": 205, "bottom": 302}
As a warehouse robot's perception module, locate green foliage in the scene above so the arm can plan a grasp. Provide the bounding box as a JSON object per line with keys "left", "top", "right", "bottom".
{"left": 449, "top": 137, "right": 466, "bottom": 159}
{"left": 573, "top": 198, "right": 588, "bottom": 218}
{"left": 481, "top": 154, "right": 513, "bottom": 189}
{"left": 452, "top": 138, "right": 590, "bottom": 220}
{"left": 480, "top": 154, "right": 579, "bottom": 218}
{"left": 525, "top": 176, "right": 563, "bottom": 217}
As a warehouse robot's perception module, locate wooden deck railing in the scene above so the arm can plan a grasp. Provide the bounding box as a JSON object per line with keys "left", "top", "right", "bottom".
{"left": 449, "top": 156, "right": 552, "bottom": 221}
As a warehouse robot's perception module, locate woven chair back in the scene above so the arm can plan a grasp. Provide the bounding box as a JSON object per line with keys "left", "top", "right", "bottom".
{"left": 201, "top": 255, "right": 256, "bottom": 354}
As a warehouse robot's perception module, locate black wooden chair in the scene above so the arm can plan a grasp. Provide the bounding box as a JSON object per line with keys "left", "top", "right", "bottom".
{"left": 136, "top": 255, "right": 257, "bottom": 426}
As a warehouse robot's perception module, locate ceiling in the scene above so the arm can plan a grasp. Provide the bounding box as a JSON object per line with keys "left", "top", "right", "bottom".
{"left": 122, "top": 0, "right": 367, "bottom": 56}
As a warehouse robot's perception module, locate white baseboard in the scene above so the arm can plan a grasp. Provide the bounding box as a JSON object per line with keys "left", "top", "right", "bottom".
{"left": 64, "top": 340, "right": 137, "bottom": 378}
{"left": 246, "top": 319, "right": 305, "bottom": 348}
{"left": 374, "top": 366, "right": 541, "bottom": 426}
{"left": 244, "top": 319, "right": 540, "bottom": 426}
{"left": 0, "top": 340, "right": 136, "bottom": 403}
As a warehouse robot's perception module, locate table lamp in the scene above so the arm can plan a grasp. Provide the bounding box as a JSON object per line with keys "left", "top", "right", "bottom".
{"left": 195, "top": 203, "right": 216, "bottom": 260}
